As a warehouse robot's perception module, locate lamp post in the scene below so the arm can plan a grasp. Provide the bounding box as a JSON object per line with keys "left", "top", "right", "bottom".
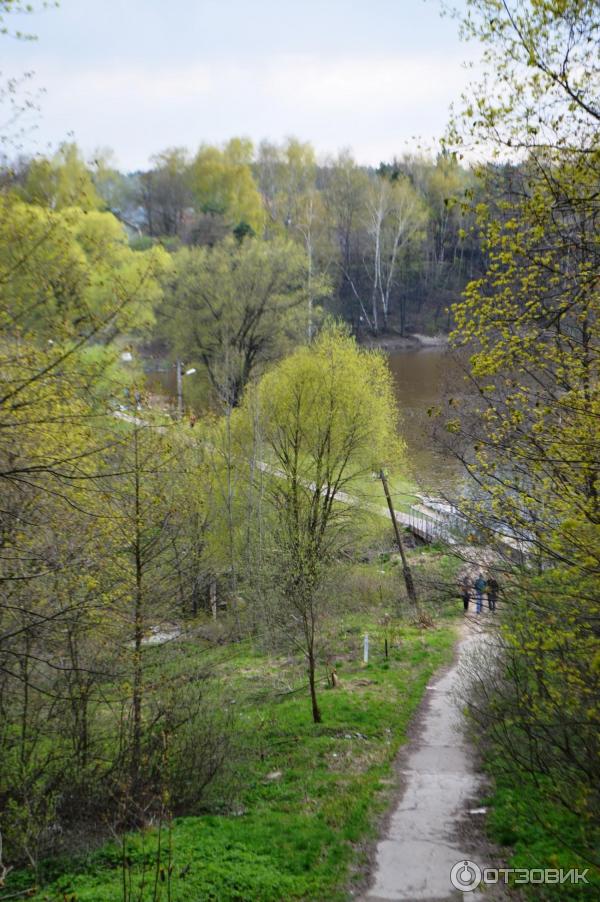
{"left": 176, "top": 361, "right": 197, "bottom": 419}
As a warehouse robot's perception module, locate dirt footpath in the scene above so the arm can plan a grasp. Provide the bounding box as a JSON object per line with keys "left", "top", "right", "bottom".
{"left": 360, "top": 619, "right": 510, "bottom": 901}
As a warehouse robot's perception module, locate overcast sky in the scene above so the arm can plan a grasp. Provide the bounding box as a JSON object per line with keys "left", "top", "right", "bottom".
{"left": 1, "top": 0, "right": 478, "bottom": 170}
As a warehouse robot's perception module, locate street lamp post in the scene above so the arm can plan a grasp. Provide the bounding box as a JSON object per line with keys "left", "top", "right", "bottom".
{"left": 176, "top": 361, "right": 197, "bottom": 420}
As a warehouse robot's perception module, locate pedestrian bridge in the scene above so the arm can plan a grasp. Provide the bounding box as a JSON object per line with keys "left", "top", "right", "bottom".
{"left": 112, "top": 410, "right": 525, "bottom": 555}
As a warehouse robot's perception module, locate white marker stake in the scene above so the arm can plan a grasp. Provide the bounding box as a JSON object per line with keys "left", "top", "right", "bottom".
{"left": 363, "top": 633, "right": 369, "bottom": 664}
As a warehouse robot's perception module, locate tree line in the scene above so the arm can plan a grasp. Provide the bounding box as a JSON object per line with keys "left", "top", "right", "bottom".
{"left": 2, "top": 138, "right": 486, "bottom": 338}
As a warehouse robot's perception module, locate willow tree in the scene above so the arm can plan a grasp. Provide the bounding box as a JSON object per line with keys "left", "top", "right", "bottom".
{"left": 239, "top": 326, "right": 401, "bottom": 722}
{"left": 0, "top": 196, "right": 168, "bottom": 343}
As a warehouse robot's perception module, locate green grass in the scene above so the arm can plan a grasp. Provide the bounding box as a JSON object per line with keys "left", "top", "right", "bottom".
{"left": 485, "top": 767, "right": 600, "bottom": 900}
{"left": 352, "top": 471, "right": 420, "bottom": 515}
{"left": 8, "top": 610, "right": 457, "bottom": 902}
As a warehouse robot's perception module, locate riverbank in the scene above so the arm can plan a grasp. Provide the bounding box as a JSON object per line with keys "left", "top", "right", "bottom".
{"left": 358, "top": 332, "right": 449, "bottom": 352}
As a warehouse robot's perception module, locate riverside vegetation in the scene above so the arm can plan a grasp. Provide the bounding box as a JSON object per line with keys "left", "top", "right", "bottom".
{"left": 1, "top": 0, "right": 599, "bottom": 899}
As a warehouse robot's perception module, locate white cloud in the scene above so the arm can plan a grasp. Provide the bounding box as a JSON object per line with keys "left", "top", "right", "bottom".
{"left": 43, "top": 62, "right": 214, "bottom": 108}
{"left": 39, "top": 52, "right": 469, "bottom": 116}
{"left": 264, "top": 54, "right": 469, "bottom": 112}
{"left": 25, "top": 52, "right": 477, "bottom": 168}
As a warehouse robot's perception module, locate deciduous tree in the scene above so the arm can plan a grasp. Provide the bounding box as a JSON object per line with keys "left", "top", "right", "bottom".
{"left": 447, "top": 0, "right": 600, "bottom": 860}
{"left": 161, "top": 236, "right": 309, "bottom": 408}
{"left": 238, "top": 326, "right": 401, "bottom": 722}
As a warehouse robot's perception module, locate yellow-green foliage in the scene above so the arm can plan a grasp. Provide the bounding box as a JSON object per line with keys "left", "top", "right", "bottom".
{"left": 252, "top": 324, "right": 402, "bottom": 484}
{"left": 189, "top": 139, "right": 265, "bottom": 234}
{"left": 449, "top": 0, "right": 600, "bottom": 869}
{"left": 0, "top": 195, "right": 169, "bottom": 340}
{"left": 21, "top": 142, "right": 103, "bottom": 211}
{"left": 230, "top": 323, "right": 404, "bottom": 583}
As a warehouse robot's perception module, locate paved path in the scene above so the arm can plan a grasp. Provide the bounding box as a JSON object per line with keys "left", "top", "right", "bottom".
{"left": 362, "top": 621, "right": 494, "bottom": 901}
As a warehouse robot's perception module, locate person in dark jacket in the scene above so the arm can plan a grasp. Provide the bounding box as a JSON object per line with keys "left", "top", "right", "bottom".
{"left": 474, "top": 573, "right": 486, "bottom": 614}
{"left": 487, "top": 576, "right": 499, "bottom": 612}
{"left": 460, "top": 577, "right": 470, "bottom": 612}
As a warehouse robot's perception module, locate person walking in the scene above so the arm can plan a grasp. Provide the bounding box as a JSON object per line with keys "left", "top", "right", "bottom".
{"left": 460, "top": 577, "right": 470, "bottom": 613}
{"left": 474, "top": 573, "right": 486, "bottom": 614}
{"left": 487, "top": 576, "right": 499, "bottom": 613}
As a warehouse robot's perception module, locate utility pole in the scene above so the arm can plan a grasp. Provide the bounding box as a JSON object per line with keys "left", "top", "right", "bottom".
{"left": 379, "top": 470, "right": 419, "bottom": 610}
{"left": 176, "top": 359, "right": 183, "bottom": 420}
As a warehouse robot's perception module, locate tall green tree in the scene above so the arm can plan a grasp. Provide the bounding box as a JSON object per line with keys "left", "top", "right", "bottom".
{"left": 0, "top": 196, "right": 168, "bottom": 341}
{"left": 137, "top": 146, "right": 192, "bottom": 237}
{"left": 22, "top": 143, "right": 103, "bottom": 211}
{"left": 160, "top": 236, "right": 310, "bottom": 408}
{"left": 238, "top": 326, "right": 401, "bottom": 722}
{"left": 189, "top": 139, "right": 264, "bottom": 236}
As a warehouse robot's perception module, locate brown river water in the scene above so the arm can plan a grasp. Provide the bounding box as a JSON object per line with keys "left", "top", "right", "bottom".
{"left": 387, "top": 348, "right": 463, "bottom": 495}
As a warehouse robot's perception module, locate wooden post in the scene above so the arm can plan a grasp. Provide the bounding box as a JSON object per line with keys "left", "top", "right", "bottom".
{"left": 209, "top": 579, "right": 217, "bottom": 620}
{"left": 379, "top": 470, "right": 419, "bottom": 610}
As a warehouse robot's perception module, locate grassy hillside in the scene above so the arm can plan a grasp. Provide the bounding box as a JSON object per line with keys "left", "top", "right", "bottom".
{"left": 5, "top": 556, "right": 459, "bottom": 902}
